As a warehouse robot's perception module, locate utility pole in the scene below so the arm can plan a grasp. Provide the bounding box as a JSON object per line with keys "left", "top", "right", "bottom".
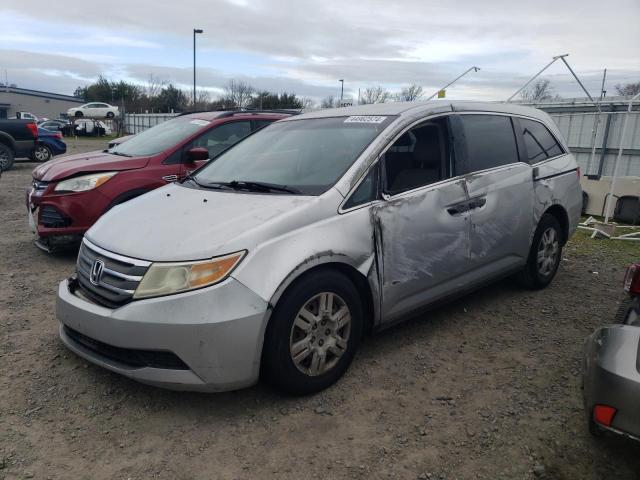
{"left": 193, "top": 28, "right": 203, "bottom": 109}
{"left": 339, "top": 79, "right": 344, "bottom": 106}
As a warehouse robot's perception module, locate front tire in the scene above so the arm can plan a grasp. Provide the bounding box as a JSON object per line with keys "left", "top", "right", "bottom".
{"left": 519, "top": 214, "right": 563, "bottom": 289}
{"left": 32, "top": 144, "right": 52, "bottom": 162}
{"left": 0, "top": 143, "right": 15, "bottom": 171}
{"left": 106, "top": 111, "right": 115, "bottom": 118}
{"left": 262, "top": 270, "right": 363, "bottom": 395}
{"left": 74, "top": 111, "right": 83, "bottom": 118}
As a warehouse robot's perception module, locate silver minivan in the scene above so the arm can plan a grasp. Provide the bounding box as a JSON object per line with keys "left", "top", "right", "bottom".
{"left": 56, "top": 101, "right": 582, "bottom": 394}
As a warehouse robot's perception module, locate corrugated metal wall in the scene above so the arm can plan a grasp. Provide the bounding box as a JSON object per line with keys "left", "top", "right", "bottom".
{"left": 548, "top": 110, "right": 640, "bottom": 177}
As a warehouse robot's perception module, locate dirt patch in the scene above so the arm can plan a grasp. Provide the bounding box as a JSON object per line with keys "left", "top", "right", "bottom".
{"left": 1, "top": 141, "right": 640, "bottom": 479}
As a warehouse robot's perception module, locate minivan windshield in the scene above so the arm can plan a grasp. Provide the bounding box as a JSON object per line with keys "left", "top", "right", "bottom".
{"left": 109, "top": 117, "right": 208, "bottom": 157}
{"left": 192, "top": 116, "right": 395, "bottom": 195}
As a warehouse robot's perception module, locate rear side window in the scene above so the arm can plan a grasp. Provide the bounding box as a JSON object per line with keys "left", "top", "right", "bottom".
{"left": 518, "top": 118, "right": 563, "bottom": 163}
{"left": 454, "top": 114, "right": 519, "bottom": 174}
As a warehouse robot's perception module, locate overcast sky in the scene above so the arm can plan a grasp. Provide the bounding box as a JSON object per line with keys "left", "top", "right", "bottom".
{"left": 1, "top": 0, "right": 639, "bottom": 102}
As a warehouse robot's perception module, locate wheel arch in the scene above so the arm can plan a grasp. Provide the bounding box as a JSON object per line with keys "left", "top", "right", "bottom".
{"left": 267, "top": 260, "right": 377, "bottom": 337}
{"left": 543, "top": 204, "right": 570, "bottom": 244}
{"left": 0, "top": 132, "right": 16, "bottom": 151}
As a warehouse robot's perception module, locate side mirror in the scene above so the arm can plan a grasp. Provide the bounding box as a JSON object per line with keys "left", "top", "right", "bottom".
{"left": 186, "top": 147, "right": 209, "bottom": 162}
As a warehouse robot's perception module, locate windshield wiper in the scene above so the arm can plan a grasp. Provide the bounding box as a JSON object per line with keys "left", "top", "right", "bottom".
{"left": 110, "top": 151, "right": 132, "bottom": 157}
{"left": 227, "top": 180, "right": 301, "bottom": 194}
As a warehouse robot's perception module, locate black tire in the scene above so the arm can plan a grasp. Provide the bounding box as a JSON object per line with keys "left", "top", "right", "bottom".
{"left": 74, "top": 111, "right": 83, "bottom": 118}
{"left": 0, "top": 143, "right": 15, "bottom": 171}
{"left": 31, "top": 144, "right": 52, "bottom": 162}
{"left": 106, "top": 111, "right": 115, "bottom": 118}
{"left": 262, "top": 269, "right": 363, "bottom": 395}
{"left": 518, "top": 214, "right": 563, "bottom": 289}
{"left": 581, "top": 191, "right": 589, "bottom": 216}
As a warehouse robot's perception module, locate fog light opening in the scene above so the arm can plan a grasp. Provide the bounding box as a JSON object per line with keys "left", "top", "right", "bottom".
{"left": 593, "top": 405, "right": 617, "bottom": 427}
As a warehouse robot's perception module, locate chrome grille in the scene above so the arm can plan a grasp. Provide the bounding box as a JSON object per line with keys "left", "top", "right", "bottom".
{"left": 76, "top": 239, "right": 150, "bottom": 307}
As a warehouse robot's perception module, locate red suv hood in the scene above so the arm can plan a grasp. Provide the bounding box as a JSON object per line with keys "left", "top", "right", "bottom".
{"left": 32, "top": 150, "right": 152, "bottom": 181}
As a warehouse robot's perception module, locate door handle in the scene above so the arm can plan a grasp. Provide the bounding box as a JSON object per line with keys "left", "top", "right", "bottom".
{"left": 447, "top": 202, "right": 470, "bottom": 215}
{"left": 467, "top": 197, "right": 486, "bottom": 210}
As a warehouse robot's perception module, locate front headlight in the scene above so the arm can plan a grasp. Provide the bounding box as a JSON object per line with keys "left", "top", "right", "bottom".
{"left": 55, "top": 172, "right": 117, "bottom": 192}
{"left": 133, "top": 251, "right": 246, "bottom": 299}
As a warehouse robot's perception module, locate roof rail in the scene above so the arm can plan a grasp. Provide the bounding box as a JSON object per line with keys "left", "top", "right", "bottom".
{"left": 179, "top": 109, "right": 301, "bottom": 118}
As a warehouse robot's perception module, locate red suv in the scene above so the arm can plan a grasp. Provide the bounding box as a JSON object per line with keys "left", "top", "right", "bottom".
{"left": 27, "top": 111, "right": 292, "bottom": 251}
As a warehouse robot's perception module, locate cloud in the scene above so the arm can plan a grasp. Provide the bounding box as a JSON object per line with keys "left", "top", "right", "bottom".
{"left": 0, "top": 0, "right": 638, "bottom": 100}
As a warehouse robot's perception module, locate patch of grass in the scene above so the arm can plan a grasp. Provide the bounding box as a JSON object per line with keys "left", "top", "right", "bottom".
{"left": 567, "top": 229, "right": 640, "bottom": 266}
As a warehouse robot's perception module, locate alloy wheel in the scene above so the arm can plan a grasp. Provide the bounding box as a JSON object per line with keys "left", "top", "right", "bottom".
{"left": 34, "top": 146, "right": 50, "bottom": 162}
{"left": 289, "top": 292, "right": 351, "bottom": 376}
{"left": 537, "top": 227, "right": 559, "bottom": 276}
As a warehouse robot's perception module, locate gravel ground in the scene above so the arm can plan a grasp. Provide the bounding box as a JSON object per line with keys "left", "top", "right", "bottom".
{"left": 1, "top": 138, "right": 640, "bottom": 480}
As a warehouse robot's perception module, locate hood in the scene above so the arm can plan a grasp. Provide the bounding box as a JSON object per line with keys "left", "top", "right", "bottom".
{"left": 86, "top": 183, "right": 333, "bottom": 261}
{"left": 32, "top": 150, "right": 151, "bottom": 181}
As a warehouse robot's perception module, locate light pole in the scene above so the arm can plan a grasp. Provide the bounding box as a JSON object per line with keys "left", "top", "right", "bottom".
{"left": 193, "top": 28, "right": 203, "bottom": 109}
{"left": 339, "top": 79, "right": 344, "bottom": 106}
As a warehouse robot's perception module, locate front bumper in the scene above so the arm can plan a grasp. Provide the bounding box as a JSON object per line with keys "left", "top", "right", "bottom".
{"left": 56, "top": 277, "right": 269, "bottom": 391}
{"left": 583, "top": 324, "right": 640, "bottom": 439}
{"left": 26, "top": 186, "right": 111, "bottom": 239}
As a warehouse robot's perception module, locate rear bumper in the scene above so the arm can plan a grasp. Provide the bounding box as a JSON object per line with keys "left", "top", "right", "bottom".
{"left": 56, "top": 277, "right": 269, "bottom": 392}
{"left": 583, "top": 324, "right": 640, "bottom": 439}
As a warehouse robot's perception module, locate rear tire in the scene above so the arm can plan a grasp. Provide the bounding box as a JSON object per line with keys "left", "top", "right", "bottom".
{"left": 518, "top": 214, "right": 563, "bottom": 289}
{"left": 0, "top": 143, "right": 15, "bottom": 171}
{"left": 31, "top": 144, "right": 52, "bottom": 162}
{"left": 262, "top": 270, "right": 363, "bottom": 395}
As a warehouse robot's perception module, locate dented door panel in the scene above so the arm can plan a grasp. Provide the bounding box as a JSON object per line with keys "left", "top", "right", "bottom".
{"left": 465, "top": 163, "right": 533, "bottom": 275}
{"left": 373, "top": 179, "right": 470, "bottom": 323}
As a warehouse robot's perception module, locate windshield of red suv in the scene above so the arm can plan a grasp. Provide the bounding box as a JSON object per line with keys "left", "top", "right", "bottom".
{"left": 192, "top": 116, "right": 395, "bottom": 195}
{"left": 109, "top": 117, "right": 209, "bottom": 157}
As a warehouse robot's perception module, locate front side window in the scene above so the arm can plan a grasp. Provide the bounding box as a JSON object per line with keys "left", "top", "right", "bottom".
{"left": 383, "top": 117, "right": 450, "bottom": 195}
{"left": 343, "top": 165, "right": 378, "bottom": 209}
{"left": 519, "top": 118, "right": 563, "bottom": 163}
{"left": 109, "top": 117, "right": 209, "bottom": 157}
{"left": 192, "top": 116, "right": 395, "bottom": 195}
{"left": 455, "top": 114, "right": 519, "bottom": 174}
{"left": 191, "top": 121, "right": 252, "bottom": 159}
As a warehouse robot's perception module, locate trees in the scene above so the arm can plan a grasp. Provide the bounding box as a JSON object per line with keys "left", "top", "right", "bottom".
{"left": 220, "top": 79, "right": 255, "bottom": 108}
{"left": 615, "top": 82, "right": 640, "bottom": 97}
{"left": 249, "top": 92, "right": 303, "bottom": 109}
{"left": 520, "top": 79, "right": 554, "bottom": 102}
{"left": 155, "top": 84, "right": 189, "bottom": 112}
{"left": 321, "top": 95, "right": 336, "bottom": 109}
{"left": 396, "top": 84, "right": 423, "bottom": 102}
{"left": 73, "top": 76, "right": 309, "bottom": 113}
{"left": 360, "top": 86, "right": 391, "bottom": 104}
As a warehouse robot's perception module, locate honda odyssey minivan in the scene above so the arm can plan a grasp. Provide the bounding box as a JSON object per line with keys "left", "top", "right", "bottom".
{"left": 56, "top": 101, "right": 582, "bottom": 394}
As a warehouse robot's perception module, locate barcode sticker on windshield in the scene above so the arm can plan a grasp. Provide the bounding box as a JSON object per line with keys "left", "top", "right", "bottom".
{"left": 344, "top": 116, "right": 387, "bottom": 124}
{"left": 190, "top": 119, "right": 210, "bottom": 126}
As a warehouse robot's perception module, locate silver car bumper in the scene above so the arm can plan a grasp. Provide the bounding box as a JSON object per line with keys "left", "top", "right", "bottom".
{"left": 583, "top": 324, "right": 640, "bottom": 439}
{"left": 56, "top": 277, "right": 269, "bottom": 392}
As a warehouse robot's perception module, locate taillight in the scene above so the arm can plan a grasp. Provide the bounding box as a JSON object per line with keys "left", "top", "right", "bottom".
{"left": 54, "top": 132, "right": 62, "bottom": 139}
{"left": 593, "top": 405, "right": 617, "bottom": 427}
{"left": 26, "top": 122, "right": 38, "bottom": 138}
{"left": 623, "top": 264, "right": 640, "bottom": 295}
